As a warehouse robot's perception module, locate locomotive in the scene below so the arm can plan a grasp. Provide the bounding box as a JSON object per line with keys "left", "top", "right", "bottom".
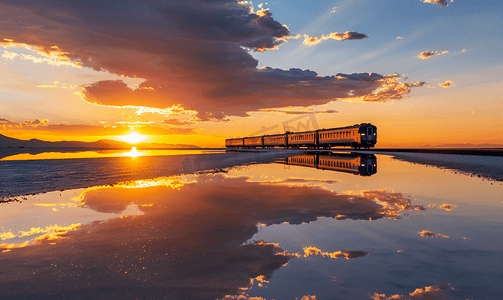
{"left": 225, "top": 123, "right": 377, "bottom": 150}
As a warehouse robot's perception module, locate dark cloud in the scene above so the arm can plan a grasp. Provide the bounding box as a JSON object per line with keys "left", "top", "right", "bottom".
{"left": 0, "top": 1, "right": 420, "bottom": 120}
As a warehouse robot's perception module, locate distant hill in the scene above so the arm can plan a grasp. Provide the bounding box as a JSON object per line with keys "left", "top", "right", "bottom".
{"left": 0, "top": 134, "right": 200, "bottom": 149}
{"left": 419, "top": 143, "right": 503, "bottom": 149}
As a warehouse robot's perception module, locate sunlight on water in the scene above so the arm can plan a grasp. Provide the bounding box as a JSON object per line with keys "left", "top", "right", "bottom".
{"left": 0, "top": 149, "right": 225, "bottom": 161}
{"left": 1, "top": 153, "right": 502, "bottom": 299}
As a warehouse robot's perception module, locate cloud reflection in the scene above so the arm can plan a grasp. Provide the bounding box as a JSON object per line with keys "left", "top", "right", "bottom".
{"left": 418, "top": 230, "right": 449, "bottom": 239}
{"left": 370, "top": 282, "right": 452, "bottom": 299}
{"left": 0, "top": 174, "right": 424, "bottom": 299}
{"left": 439, "top": 204, "right": 457, "bottom": 211}
{"left": 303, "top": 246, "right": 369, "bottom": 260}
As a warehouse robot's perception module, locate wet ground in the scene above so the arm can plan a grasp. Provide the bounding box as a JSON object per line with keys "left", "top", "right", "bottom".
{"left": 1, "top": 150, "right": 502, "bottom": 299}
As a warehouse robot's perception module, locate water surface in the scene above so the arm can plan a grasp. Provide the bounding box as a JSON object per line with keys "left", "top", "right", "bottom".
{"left": 1, "top": 152, "right": 502, "bottom": 299}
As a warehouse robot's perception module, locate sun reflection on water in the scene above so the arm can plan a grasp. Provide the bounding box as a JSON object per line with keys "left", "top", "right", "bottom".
{"left": 121, "top": 146, "right": 143, "bottom": 158}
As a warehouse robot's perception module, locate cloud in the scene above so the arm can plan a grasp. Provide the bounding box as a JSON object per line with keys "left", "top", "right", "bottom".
{"left": 0, "top": 118, "right": 196, "bottom": 136}
{"left": 2, "top": 50, "right": 19, "bottom": 60}
{"left": 396, "top": 36, "right": 403, "bottom": 39}
{"left": 427, "top": 85, "right": 435, "bottom": 88}
{"left": 0, "top": 173, "right": 428, "bottom": 298}
{"left": 418, "top": 230, "right": 449, "bottom": 238}
{"left": 303, "top": 246, "right": 369, "bottom": 260}
{"left": 420, "top": 0, "right": 453, "bottom": 8}
{"left": 162, "top": 118, "right": 197, "bottom": 126}
{"left": 359, "top": 75, "right": 426, "bottom": 102}
{"left": 258, "top": 109, "right": 338, "bottom": 115}
{"left": 303, "top": 31, "right": 369, "bottom": 45}
{"left": 82, "top": 70, "right": 390, "bottom": 120}
{"left": 0, "top": 2, "right": 411, "bottom": 120}
{"left": 0, "top": 118, "right": 49, "bottom": 129}
{"left": 330, "top": 7, "right": 338, "bottom": 13}
{"left": 439, "top": 80, "right": 455, "bottom": 88}
{"left": 1, "top": 41, "right": 81, "bottom": 67}
{"left": 461, "top": 49, "right": 466, "bottom": 53}
{"left": 370, "top": 282, "right": 453, "bottom": 299}
{"left": 0, "top": 174, "right": 422, "bottom": 298}
{"left": 417, "top": 50, "right": 449, "bottom": 59}
{"left": 439, "top": 204, "right": 457, "bottom": 211}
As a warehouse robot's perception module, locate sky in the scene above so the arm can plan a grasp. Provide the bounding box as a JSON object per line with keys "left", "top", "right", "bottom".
{"left": 0, "top": 0, "right": 502, "bottom": 148}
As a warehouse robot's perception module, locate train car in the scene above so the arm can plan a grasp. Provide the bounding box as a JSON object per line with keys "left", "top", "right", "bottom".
{"left": 279, "top": 152, "right": 377, "bottom": 176}
{"left": 263, "top": 134, "right": 288, "bottom": 148}
{"left": 318, "top": 123, "right": 376, "bottom": 149}
{"left": 225, "top": 123, "right": 377, "bottom": 149}
{"left": 287, "top": 154, "right": 317, "bottom": 168}
{"left": 318, "top": 153, "right": 377, "bottom": 176}
{"left": 225, "top": 138, "right": 244, "bottom": 148}
{"left": 243, "top": 136, "right": 263, "bottom": 148}
{"left": 288, "top": 130, "right": 317, "bottom": 148}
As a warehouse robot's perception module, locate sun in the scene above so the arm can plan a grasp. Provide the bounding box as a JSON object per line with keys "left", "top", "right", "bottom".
{"left": 123, "top": 132, "right": 144, "bottom": 144}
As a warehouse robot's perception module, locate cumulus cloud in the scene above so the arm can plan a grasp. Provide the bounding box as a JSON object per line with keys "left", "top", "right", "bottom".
{"left": 1, "top": 0, "right": 402, "bottom": 119}
{"left": 359, "top": 75, "right": 426, "bottom": 102}
{"left": 0, "top": 118, "right": 196, "bottom": 136}
{"left": 418, "top": 230, "right": 449, "bottom": 238}
{"left": 370, "top": 282, "right": 453, "bottom": 299}
{"left": 439, "top": 80, "right": 455, "bottom": 88}
{"left": 303, "top": 31, "right": 369, "bottom": 45}
{"left": 417, "top": 50, "right": 449, "bottom": 59}
{"left": 420, "top": 0, "right": 453, "bottom": 8}
{"left": 439, "top": 204, "right": 457, "bottom": 211}
{"left": 82, "top": 70, "right": 388, "bottom": 120}
{"left": 1, "top": 1, "right": 419, "bottom": 120}
{"left": 0, "top": 118, "right": 48, "bottom": 129}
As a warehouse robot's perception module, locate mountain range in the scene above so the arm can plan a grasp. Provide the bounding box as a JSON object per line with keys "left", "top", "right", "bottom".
{"left": 0, "top": 134, "right": 200, "bottom": 149}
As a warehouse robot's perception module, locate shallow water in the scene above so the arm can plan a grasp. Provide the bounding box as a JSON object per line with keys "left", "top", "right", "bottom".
{"left": 1, "top": 152, "right": 502, "bottom": 299}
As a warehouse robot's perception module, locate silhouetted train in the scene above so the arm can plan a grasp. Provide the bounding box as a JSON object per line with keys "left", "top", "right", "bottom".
{"left": 276, "top": 152, "right": 377, "bottom": 176}
{"left": 225, "top": 123, "right": 377, "bottom": 150}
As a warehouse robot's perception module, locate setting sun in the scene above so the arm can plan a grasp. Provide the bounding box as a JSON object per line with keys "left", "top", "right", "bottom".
{"left": 122, "top": 132, "right": 144, "bottom": 144}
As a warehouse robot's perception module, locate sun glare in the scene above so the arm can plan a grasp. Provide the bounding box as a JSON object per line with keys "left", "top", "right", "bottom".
{"left": 123, "top": 132, "right": 144, "bottom": 144}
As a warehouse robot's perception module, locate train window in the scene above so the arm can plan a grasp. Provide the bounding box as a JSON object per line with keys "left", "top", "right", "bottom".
{"left": 367, "top": 127, "right": 373, "bottom": 135}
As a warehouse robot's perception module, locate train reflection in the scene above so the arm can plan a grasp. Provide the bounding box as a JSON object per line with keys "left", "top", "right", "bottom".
{"left": 278, "top": 152, "right": 377, "bottom": 176}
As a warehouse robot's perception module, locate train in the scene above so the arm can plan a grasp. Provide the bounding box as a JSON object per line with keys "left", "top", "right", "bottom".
{"left": 225, "top": 123, "right": 377, "bottom": 150}
{"left": 276, "top": 152, "right": 377, "bottom": 176}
